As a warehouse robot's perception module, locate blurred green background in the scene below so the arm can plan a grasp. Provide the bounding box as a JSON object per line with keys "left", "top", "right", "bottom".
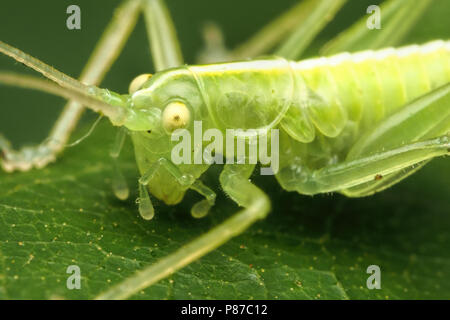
{"left": 0, "top": 0, "right": 449, "bottom": 147}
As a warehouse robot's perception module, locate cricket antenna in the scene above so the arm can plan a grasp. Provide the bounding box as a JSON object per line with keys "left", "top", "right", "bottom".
{"left": 0, "top": 72, "right": 126, "bottom": 125}
{"left": 0, "top": 41, "right": 128, "bottom": 126}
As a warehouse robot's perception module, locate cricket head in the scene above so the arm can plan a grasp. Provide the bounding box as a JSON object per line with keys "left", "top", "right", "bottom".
{"left": 123, "top": 68, "right": 211, "bottom": 204}
{"left": 0, "top": 35, "right": 211, "bottom": 206}
{"left": 125, "top": 67, "right": 206, "bottom": 132}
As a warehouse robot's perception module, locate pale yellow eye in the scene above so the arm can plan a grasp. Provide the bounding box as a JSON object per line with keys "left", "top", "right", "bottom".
{"left": 162, "top": 101, "right": 191, "bottom": 133}
{"left": 129, "top": 73, "right": 152, "bottom": 94}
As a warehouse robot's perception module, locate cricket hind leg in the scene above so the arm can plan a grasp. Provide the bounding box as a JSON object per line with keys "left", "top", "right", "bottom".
{"left": 96, "top": 164, "right": 270, "bottom": 299}
{"left": 340, "top": 82, "right": 450, "bottom": 197}
{"left": 320, "top": 0, "right": 433, "bottom": 55}
{"left": 196, "top": 21, "right": 231, "bottom": 64}
{"left": 341, "top": 161, "right": 429, "bottom": 197}
{"left": 231, "top": 0, "right": 345, "bottom": 60}
{"left": 277, "top": 83, "right": 450, "bottom": 195}
{"left": 0, "top": 0, "right": 142, "bottom": 172}
{"left": 141, "top": 0, "right": 183, "bottom": 71}
{"left": 278, "top": 134, "right": 449, "bottom": 195}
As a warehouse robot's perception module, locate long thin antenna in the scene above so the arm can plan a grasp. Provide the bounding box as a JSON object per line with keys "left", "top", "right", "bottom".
{"left": 0, "top": 41, "right": 87, "bottom": 94}
{"left": 0, "top": 72, "right": 126, "bottom": 125}
{"left": 0, "top": 40, "right": 131, "bottom": 125}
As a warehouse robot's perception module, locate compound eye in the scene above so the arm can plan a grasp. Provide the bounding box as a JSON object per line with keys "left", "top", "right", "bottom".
{"left": 162, "top": 101, "right": 191, "bottom": 133}
{"left": 129, "top": 74, "right": 152, "bottom": 94}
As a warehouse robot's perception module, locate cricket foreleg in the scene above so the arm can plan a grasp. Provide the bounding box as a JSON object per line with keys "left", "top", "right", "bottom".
{"left": 136, "top": 157, "right": 216, "bottom": 219}
{"left": 0, "top": 0, "right": 141, "bottom": 172}
{"left": 110, "top": 127, "right": 129, "bottom": 200}
{"left": 151, "top": 159, "right": 218, "bottom": 218}
{"left": 95, "top": 163, "right": 270, "bottom": 299}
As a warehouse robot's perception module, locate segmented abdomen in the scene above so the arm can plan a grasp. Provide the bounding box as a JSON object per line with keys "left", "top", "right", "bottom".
{"left": 291, "top": 40, "right": 450, "bottom": 140}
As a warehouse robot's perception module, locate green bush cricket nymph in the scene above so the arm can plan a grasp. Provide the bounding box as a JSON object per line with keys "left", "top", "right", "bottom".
{"left": 0, "top": 0, "right": 448, "bottom": 299}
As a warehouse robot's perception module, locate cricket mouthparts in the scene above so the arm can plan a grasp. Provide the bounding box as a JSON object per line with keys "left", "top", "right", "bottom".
{"left": 87, "top": 86, "right": 163, "bottom": 134}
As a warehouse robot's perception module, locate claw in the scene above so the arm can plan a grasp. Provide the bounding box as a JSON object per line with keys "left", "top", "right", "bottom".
{"left": 138, "top": 183, "right": 155, "bottom": 220}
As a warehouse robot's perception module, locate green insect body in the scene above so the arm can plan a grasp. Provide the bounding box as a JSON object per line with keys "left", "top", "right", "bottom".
{"left": 127, "top": 40, "right": 450, "bottom": 204}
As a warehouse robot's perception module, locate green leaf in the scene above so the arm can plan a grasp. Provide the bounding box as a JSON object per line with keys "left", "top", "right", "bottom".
{"left": 0, "top": 121, "right": 449, "bottom": 299}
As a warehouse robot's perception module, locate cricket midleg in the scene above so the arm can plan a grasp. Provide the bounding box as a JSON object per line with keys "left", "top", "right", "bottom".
{"left": 0, "top": 0, "right": 141, "bottom": 172}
